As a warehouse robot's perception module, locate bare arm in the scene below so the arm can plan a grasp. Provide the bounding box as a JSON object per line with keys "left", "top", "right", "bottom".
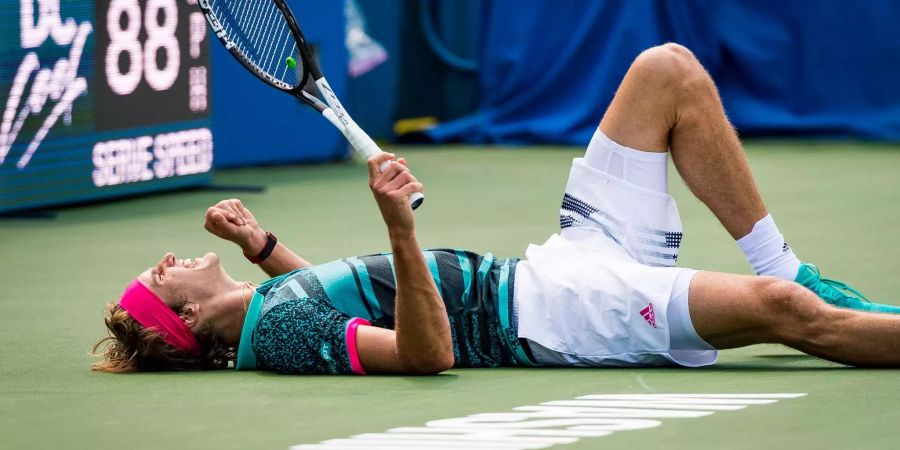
{"left": 355, "top": 153, "right": 454, "bottom": 375}
{"left": 204, "top": 199, "right": 312, "bottom": 277}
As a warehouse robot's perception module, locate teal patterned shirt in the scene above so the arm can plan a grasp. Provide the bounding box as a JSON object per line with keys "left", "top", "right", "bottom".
{"left": 234, "top": 249, "right": 533, "bottom": 375}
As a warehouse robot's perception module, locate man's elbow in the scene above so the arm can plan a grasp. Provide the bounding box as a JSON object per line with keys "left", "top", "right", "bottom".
{"left": 401, "top": 351, "right": 454, "bottom": 375}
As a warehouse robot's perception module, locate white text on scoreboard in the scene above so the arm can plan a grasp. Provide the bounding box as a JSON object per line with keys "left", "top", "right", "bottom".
{"left": 92, "top": 127, "right": 213, "bottom": 187}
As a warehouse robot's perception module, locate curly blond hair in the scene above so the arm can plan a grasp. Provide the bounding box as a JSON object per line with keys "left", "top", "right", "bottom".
{"left": 92, "top": 302, "right": 235, "bottom": 372}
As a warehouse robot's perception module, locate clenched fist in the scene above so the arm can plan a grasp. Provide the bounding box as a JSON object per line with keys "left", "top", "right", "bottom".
{"left": 204, "top": 198, "right": 265, "bottom": 253}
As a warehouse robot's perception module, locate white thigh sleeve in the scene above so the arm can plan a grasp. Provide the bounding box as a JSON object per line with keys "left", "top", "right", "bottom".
{"left": 583, "top": 128, "right": 669, "bottom": 194}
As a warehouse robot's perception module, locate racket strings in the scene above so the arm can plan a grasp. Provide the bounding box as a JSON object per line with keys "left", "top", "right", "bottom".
{"left": 208, "top": 0, "right": 304, "bottom": 88}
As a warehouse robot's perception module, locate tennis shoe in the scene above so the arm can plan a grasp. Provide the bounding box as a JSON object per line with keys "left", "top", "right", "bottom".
{"left": 794, "top": 262, "right": 900, "bottom": 314}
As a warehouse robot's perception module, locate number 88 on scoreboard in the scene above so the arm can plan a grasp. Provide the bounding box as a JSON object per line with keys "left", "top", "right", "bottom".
{"left": 1, "top": 0, "right": 213, "bottom": 213}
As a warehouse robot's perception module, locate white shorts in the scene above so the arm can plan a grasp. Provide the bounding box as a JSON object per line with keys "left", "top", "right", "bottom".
{"left": 514, "top": 129, "right": 718, "bottom": 367}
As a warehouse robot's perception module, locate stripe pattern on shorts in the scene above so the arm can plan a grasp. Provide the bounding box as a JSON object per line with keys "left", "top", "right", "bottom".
{"left": 560, "top": 193, "right": 682, "bottom": 267}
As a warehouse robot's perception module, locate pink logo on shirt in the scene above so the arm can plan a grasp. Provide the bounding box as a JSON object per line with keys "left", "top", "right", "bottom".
{"left": 640, "top": 303, "right": 657, "bottom": 328}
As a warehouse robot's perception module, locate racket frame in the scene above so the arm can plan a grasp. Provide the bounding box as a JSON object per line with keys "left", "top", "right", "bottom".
{"left": 197, "top": 0, "right": 423, "bottom": 209}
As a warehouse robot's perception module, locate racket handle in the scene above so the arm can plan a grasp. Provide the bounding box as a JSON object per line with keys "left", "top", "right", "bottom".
{"left": 408, "top": 191, "right": 425, "bottom": 210}
{"left": 344, "top": 121, "right": 381, "bottom": 159}
{"left": 343, "top": 121, "right": 425, "bottom": 210}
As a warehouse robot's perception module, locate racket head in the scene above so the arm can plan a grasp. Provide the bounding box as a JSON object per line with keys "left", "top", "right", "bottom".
{"left": 198, "top": 0, "right": 318, "bottom": 93}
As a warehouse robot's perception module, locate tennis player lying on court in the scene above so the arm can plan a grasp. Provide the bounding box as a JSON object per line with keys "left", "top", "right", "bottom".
{"left": 94, "top": 43, "right": 900, "bottom": 375}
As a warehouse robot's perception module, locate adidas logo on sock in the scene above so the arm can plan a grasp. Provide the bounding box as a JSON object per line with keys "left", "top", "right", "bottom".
{"left": 783, "top": 242, "right": 791, "bottom": 253}
{"left": 640, "top": 303, "right": 657, "bottom": 328}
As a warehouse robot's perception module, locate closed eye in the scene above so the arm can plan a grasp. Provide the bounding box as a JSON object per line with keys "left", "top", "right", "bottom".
{"left": 150, "top": 266, "right": 164, "bottom": 285}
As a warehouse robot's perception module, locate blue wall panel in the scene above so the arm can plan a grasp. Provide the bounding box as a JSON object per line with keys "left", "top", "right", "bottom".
{"left": 427, "top": 0, "right": 900, "bottom": 145}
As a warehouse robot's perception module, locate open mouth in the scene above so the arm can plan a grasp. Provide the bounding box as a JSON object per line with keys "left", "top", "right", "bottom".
{"left": 180, "top": 258, "right": 199, "bottom": 269}
{"left": 157, "top": 252, "right": 217, "bottom": 275}
{"left": 181, "top": 256, "right": 207, "bottom": 269}
{"left": 169, "top": 254, "right": 204, "bottom": 269}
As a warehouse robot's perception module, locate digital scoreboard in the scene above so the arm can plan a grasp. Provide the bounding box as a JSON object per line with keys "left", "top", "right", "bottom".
{"left": 0, "top": 0, "right": 213, "bottom": 213}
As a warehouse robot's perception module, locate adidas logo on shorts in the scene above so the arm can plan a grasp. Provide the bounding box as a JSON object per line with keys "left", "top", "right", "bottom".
{"left": 640, "top": 303, "right": 657, "bottom": 328}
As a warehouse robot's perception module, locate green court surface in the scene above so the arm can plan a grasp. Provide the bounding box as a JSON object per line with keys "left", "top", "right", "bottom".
{"left": 2, "top": 142, "right": 900, "bottom": 449}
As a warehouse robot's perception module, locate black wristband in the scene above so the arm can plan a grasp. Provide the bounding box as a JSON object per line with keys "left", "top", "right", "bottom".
{"left": 244, "top": 231, "right": 277, "bottom": 264}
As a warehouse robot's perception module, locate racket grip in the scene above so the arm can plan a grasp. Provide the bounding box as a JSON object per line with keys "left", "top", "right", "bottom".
{"left": 344, "top": 121, "right": 382, "bottom": 159}
{"left": 345, "top": 123, "right": 425, "bottom": 210}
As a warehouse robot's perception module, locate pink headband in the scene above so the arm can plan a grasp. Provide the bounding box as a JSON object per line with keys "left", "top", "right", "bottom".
{"left": 119, "top": 279, "right": 201, "bottom": 356}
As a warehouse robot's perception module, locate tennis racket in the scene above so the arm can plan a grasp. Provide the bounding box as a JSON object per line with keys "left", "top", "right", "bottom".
{"left": 197, "top": 0, "right": 424, "bottom": 210}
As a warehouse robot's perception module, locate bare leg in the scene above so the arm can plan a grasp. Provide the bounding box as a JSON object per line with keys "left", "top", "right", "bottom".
{"left": 689, "top": 272, "right": 900, "bottom": 366}
{"left": 599, "top": 43, "right": 766, "bottom": 239}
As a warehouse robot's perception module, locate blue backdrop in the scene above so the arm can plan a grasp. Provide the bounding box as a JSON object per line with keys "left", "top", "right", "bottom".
{"left": 427, "top": 0, "right": 900, "bottom": 145}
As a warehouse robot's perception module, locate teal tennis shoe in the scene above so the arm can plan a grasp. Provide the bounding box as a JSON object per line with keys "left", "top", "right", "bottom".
{"left": 794, "top": 263, "right": 900, "bottom": 314}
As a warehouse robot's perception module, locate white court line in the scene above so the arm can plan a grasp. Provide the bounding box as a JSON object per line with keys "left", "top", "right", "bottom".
{"left": 290, "top": 393, "right": 807, "bottom": 450}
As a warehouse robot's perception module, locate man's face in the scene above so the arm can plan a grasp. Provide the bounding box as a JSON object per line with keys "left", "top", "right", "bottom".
{"left": 135, "top": 252, "right": 232, "bottom": 306}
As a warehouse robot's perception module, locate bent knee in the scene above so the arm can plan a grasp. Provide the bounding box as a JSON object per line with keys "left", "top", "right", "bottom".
{"left": 755, "top": 277, "right": 828, "bottom": 340}
{"left": 629, "top": 43, "right": 708, "bottom": 93}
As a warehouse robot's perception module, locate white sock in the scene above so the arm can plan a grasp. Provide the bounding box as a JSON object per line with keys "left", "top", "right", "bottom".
{"left": 736, "top": 214, "right": 801, "bottom": 280}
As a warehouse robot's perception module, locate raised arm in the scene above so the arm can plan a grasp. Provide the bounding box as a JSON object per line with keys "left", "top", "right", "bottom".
{"left": 355, "top": 153, "right": 454, "bottom": 375}
{"left": 204, "top": 199, "right": 311, "bottom": 277}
